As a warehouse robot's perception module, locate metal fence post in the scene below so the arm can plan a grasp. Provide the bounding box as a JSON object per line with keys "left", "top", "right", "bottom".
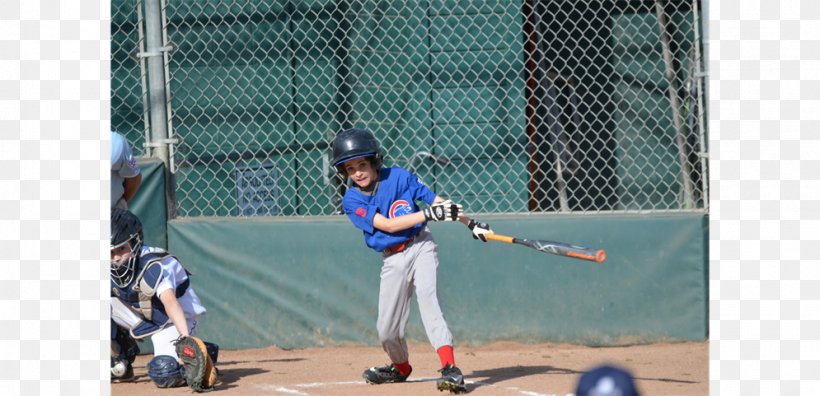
{"left": 654, "top": 0, "right": 695, "bottom": 209}
{"left": 692, "top": 0, "right": 709, "bottom": 210}
{"left": 142, "top": 0, "right": 176, "bottom": 219}
{"left": 135, "top": 0, "right": 152, "bottom": 158}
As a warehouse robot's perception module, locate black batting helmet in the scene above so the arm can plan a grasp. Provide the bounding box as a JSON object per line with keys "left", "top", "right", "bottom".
{"left": 330, "top": 128, "right": 383, "bottom": 178}
{"left": 110, "top": 208, "right": 144, "bottom": 288}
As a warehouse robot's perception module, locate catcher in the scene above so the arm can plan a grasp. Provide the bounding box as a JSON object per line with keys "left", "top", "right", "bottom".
{"left": 110, "top": 208, "right": 218, "bottom": 392}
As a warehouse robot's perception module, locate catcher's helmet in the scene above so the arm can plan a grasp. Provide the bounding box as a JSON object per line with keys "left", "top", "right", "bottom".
{"left": 330, "top": 128, "right": 382, "bottom": 178}
{"left": 110, "top": 208, "right": 144, "bottom": 288}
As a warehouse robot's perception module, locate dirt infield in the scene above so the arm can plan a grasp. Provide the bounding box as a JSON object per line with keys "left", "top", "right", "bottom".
{"left": 112, "top": 341, "right": 707, "bottom": 395}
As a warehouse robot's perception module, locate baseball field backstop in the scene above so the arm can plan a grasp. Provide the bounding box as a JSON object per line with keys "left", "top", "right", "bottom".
{"left": 113, "top": 0, "right": 708, "bottom": 348}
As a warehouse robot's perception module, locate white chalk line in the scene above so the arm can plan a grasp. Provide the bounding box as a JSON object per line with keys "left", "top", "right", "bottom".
{"left": 254, "top": 384, "right": 308, "bottom": 395}
{"left": 256, "top": 378, "right": 561, "bottom": 396}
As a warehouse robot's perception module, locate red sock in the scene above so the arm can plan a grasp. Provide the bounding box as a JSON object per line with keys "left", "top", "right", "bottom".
{"left": 437, "top": 345, "right": 455, "bottom": 368}
{"left": 393, "top": 361, "right": 412, "bottom": 376}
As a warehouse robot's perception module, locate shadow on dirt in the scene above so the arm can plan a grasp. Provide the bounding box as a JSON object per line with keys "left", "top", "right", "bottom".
{"left": 471, "top": 365, "right": 581, "bottom": 383}
{"left": 466, "top": 364, "right": 697, "bottom": 394}
{"left": 215, "top": 367, "right": 269, "bottom": 389}
{"left": 633, "top": 375, "right": 698, "bottom": 385}
{"left": 217, "top": 358, "right": 305, "bottom": 366}
{"left": 114, "top": 374, "right": 153, "bottom": 384}
{"left": 466, "top": 365, "right": 581, "bottom": 392}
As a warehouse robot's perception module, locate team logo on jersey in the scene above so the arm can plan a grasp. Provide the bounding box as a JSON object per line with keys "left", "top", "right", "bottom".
{"left": 389, "top": 200, "right": 413, "bottom": 218}
{"left": 127, "top": 155, "right": 137, "bottom": 169}
{"left": 355, "top": 207, "right": 366, "bottom": 218}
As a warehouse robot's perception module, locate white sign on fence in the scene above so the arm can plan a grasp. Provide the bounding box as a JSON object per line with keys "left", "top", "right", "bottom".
{"left": 236, "top": 162, "right": 281, "bottom": 216}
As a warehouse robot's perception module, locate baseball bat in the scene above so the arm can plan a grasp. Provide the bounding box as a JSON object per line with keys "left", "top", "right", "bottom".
{"left": 483, "top": 233, "right": 606, "bottom": 263}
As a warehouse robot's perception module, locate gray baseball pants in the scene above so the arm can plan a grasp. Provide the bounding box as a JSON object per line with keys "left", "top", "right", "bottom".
{"left": 377, "top": 227, "right": 453, "bottom": 364}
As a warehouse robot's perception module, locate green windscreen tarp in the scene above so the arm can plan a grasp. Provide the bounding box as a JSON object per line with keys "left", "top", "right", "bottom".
{"left": 168, "top": 213, "right": 707, "bottom": 349}
{"left": 129, "top": 157, "right": 167, "bottom": 249}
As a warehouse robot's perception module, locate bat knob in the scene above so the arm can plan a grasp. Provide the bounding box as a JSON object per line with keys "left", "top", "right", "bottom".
{"left": 595, "top": 250, "right": 607, "bottom": 263}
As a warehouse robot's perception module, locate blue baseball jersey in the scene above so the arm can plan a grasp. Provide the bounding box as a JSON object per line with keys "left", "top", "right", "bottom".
{"left": 342, "top": 166, "right": 437, "bottom": 252}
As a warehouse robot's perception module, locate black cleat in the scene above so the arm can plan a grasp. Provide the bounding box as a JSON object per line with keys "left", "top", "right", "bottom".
{"left": 437, "top": 364, "right": 467, "bottom": 394}
{"left": 363, "top": 364, "right": 412, "bottom": 384}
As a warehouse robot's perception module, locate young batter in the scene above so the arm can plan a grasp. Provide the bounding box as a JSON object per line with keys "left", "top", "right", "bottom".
{"left": 330, "top": 128, "right": 493, "bottom": 394}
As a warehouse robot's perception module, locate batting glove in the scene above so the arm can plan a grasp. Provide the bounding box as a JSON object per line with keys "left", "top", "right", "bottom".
{"left": 423, "top": 200, "right": 462, "bottom": 222}
{"left": 468, "top": 219, "right": 493, "bottom": 242}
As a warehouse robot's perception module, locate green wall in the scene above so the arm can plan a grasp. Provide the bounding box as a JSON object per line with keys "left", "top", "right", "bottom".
{"left": 168, "top": 213, "right": 708, "bottom": 349}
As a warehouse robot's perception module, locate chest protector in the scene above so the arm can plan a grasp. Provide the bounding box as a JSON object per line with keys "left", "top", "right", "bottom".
{"left": 111, "top": 250, "right": 191, "bottom": 338}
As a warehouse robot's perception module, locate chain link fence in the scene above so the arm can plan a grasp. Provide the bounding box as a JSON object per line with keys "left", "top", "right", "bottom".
{"left": 111, "top": 0, "right": 708, "bottom": 218}
{"left": 112, "top": 0, "right": 150, "bottom": 157}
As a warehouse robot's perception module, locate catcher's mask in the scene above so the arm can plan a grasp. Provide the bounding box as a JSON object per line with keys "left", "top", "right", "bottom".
{"left": 110, "top": 208, "right": 144, "bottom": 288}
{"left": 330, "top": 128, "right": 382, "bottom": 180}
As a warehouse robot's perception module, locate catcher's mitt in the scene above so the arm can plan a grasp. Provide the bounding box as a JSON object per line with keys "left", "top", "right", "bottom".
{"left": 174, "top": 335, "right": 217, "bottom": 392}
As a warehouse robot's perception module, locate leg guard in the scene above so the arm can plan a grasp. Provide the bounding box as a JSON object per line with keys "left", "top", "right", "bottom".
{"left": 147, "top": 355, "right": 186, "bottom": 388}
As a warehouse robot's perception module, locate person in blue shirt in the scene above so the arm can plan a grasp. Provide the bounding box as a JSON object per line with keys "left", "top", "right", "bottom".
{"left": 330, "top": 128, "right": 493, "bottom": 394}
{"left": 111, "top": 131, "right": 142, "bottom": 209}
